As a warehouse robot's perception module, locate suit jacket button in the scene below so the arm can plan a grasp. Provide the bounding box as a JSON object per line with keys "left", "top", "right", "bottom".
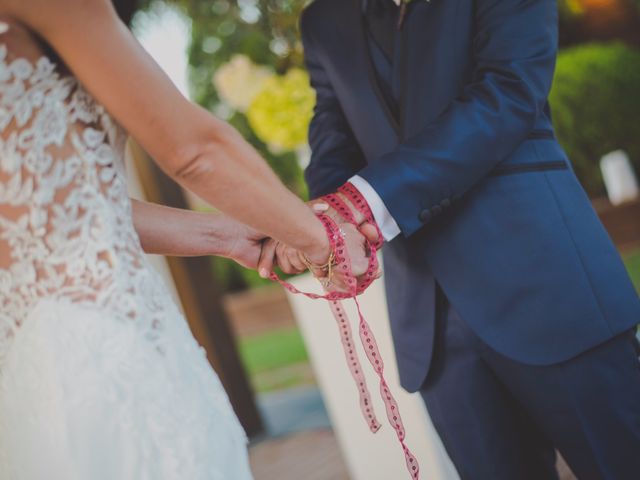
{"left": 441, "top": 198, "right": 452, "bottom": 208}
{"left": 431, "top": 205, "right": 443, "bottom": 215}
{"left": 419, "top": 210, "right": 432, "bottom": 223}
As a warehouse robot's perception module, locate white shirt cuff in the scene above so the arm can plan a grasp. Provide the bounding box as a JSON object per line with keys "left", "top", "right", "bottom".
{"left": 349, "top": 175, "right": 401, "bottom": 241}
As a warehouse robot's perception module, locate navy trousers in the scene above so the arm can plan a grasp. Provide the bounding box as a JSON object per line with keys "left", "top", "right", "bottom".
{"left": 420, "top": 290, "right": 640, "bottom": 480}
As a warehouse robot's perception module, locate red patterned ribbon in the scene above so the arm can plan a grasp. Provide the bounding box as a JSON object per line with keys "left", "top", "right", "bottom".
{"left": 338, "top": 182, "right": 384, "bottom": 250}
{"left": 269, "top": 185, "right": 420, "bottom": 479}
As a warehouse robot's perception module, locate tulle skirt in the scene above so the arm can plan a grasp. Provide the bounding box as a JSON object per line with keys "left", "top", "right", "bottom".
{"left": 0, "top": 298, "right": 253, "bottom": 480}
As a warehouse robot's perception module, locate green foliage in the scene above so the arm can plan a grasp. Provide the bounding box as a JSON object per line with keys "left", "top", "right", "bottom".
{"left": 238, "top": 327, "right": 312, "bottom": 391}
{"left": 549, "top": 43, "right": 640, "bottom": 196}
{"left": 238, "top": 327, "right": 309, "bottom": 374}
{"left": 246, "top": 68, "right": 315, "bottom": 151}
{"left": 624, "top": 249, "right": 640, "bottom": 293}
{"left": 558, "top": 0, "right": 583, "bottom": 19}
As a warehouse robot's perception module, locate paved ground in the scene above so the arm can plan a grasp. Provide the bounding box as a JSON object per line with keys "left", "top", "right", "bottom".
{"left": 250, "top": 429, "right": 350, "bottom": 480}
{"left": 248, "top": 386, "right": 350, "bottom": 479}
{"left": 224, "top": 286, "right": 295, "bottom": 337}
{"left": 255, "top": 386, "right": 332, "bottom": 437}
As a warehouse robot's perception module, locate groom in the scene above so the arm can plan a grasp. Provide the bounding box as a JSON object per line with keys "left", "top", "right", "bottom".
{"left": 297, "top": 0, "right": 640, "bottom": 478}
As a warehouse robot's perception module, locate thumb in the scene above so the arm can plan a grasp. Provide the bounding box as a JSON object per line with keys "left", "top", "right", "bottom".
{"left": 360, "top": 223, "right": 380, "bottom": 244}
{"left": 257, "top": 239, "right": 277, "bottom": 278}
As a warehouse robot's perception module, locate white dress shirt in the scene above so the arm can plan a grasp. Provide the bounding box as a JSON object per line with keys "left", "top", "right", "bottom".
{"left": 349, "top": 175, "right": 401, "bottom": 241}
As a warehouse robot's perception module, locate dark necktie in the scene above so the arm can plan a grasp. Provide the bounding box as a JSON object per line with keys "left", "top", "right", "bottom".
{"left": 363, "top": 0, "right": 401, "bottom": 118}
{"left": 365, "top": 0, "right": 399, "bottom": 64}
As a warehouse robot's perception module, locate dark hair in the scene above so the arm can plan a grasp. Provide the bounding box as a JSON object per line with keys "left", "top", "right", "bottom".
{"left": 39, "top": 0, "right": 141, "bottom": 68}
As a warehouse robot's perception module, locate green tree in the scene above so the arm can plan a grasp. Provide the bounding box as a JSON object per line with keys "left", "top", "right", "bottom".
{"left": 557, "top": 0, "right": 640, "bottom": 46}
{"left": 549, "top": 43, "right": 640, "bottom": 196}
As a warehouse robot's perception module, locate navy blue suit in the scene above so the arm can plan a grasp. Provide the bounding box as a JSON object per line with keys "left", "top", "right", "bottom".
{"left": 301, "top": 0, "right": 640, "bottom": 478}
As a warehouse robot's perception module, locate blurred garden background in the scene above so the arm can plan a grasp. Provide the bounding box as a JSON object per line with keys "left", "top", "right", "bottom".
{"left": 125, "top": 1, "right": 640, "bottom": 478}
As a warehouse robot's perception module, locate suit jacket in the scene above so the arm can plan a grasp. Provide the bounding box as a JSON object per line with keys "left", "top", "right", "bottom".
{"left": 301, "top": 0, "right": 640, "bottom": 392}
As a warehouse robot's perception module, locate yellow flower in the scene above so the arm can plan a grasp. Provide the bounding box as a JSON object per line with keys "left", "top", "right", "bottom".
{"left": 247, "top": 69, "right": 316, "bottom": 152}
{"left": 565, "top": 0, "right": 585, "bottom": 15}
{"left": 213, "top": 55, "right": 272, "bottom": 113}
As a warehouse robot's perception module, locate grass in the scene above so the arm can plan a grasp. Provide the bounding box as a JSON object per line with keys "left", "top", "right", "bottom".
{"left": 237, "top": 328, "right": 313, "bottom": 393}
{"left": 624, "top": 249, "right": 640, "bottom": 293}
{"left": 238, "top": 328, "right": 309, "bottom": 375}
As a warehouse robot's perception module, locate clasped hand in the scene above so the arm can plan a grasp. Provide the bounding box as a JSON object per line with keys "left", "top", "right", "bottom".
{"left": 224, "top": 196, "right": 380, "bottom": 293}
{"left": 259, "top": 199, "right": 380, "bottom": 292}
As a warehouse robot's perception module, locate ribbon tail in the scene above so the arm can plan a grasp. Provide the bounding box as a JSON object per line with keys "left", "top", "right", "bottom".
{"left": 328, "top": 299, "right": 382, "bottom": 433}
{"left": 354, "top": 297, "right": 420, "bottom": 479}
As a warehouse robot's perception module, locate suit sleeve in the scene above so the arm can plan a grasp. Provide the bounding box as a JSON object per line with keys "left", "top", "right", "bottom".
{"left": 357, "top": 0, "right": 559, "bottom": 236}
{"left": 301, "top": 12, "right": 367, "bottom": 198}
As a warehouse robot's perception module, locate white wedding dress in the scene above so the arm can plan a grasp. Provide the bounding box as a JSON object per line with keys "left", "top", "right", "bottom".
{"left": 0, "top": 25, "right": 253, "bottom": 480}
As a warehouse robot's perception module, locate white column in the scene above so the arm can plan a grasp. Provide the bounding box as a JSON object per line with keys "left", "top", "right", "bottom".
{"left": 286, "top": 273, "right": 459, "bottom": 480}
{"left": 600, "top": 150, "right": 639, "bottom": 206}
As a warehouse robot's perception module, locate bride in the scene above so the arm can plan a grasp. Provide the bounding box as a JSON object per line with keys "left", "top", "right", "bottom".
{"left": 0, "top": 0, "right": 374, "bottom": 478}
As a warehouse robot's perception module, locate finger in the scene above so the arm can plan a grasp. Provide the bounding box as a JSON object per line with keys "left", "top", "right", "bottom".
{"left": 340, "top": 225, "right": 369, "bottom": 277}
{"left": 338, "top": 192, "right": 366, "bottom": 224}
{"left": 313, "top": 204, "right": 340, "bottom": 223}
{"left": 360, "top": 223, "right": 380, "bottom": 244}
{"left": 283, "top": 248, "right": 306, "bottom": 274}
{"left": 258, "top": 239, "right": 277, "bottom": 278}
{"left": 310, "top": 265, "right": 328, "bottom": 279}
{"left": 276, "top": 243, "right": 295, "bottom": 275}
{"left": 312, "top": 202, "right": 329, "bottom": 213}
{"left": 287, "top": 248, "right": 307, "bottom": 273}
{"left": 352, "top": 256, "right": 369, "bottom": 277}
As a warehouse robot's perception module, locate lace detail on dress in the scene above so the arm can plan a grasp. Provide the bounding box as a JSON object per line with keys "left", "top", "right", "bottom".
{"left": 0, "top": 40, "right": 178, "bottom": 366}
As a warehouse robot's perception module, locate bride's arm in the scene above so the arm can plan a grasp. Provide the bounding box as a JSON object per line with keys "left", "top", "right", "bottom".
{"left": 131, "top": 200, "right": 264, "bottom": 268}
{"left": 5, "top": 0, "right": 330, "bottom": 263}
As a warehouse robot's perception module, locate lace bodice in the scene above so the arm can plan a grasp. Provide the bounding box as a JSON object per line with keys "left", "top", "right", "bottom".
{"left": 0, "top": 25, "right": 172, "bottom": 367}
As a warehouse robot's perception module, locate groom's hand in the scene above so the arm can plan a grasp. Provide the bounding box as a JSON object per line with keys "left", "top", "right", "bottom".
{"left": 308, "top": 195, "right": 380, "bottom": 245}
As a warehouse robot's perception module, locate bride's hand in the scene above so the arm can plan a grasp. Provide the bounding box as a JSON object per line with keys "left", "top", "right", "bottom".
{"left": 218, "top": 217, "right": 268, "bottom": 269}
{"left": 257, "top": 238, "right": 328, "bottom": 278}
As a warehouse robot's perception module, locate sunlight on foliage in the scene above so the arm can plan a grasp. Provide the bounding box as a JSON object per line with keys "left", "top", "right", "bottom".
{"left": 247, "top": 68, "right": 315, "bottom": 152}
{"left": 213, "top": 54, "right": 273, "bottom": 112}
